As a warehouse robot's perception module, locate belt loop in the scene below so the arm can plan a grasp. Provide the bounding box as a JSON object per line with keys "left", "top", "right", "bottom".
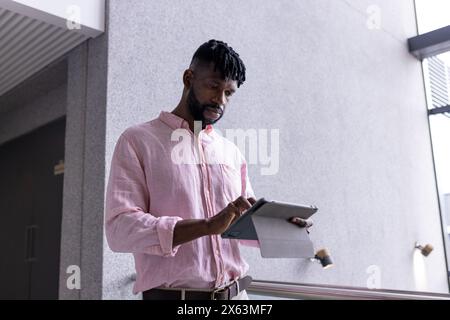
{"left": 228, "top": 278, "right": 240, "bottom": 299}
{"left": 181, "top": 289, "right": 186, "bottom": 300}
{"left": 211, "top": 288, "right": 219, "bottom": 300}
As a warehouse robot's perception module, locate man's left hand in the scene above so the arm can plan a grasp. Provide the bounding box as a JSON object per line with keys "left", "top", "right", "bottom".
{"left": 288, "top": 217, "right": 313, "bottom": 233}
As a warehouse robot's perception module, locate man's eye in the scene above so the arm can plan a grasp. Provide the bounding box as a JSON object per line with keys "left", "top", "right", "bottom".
{"left": 225, "top": 91, "right": 233, "bottom": 97}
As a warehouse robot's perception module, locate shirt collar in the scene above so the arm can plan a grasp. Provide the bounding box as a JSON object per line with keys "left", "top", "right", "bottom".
{"left": 158, "top": 111, "right": 214, "bottom": 135}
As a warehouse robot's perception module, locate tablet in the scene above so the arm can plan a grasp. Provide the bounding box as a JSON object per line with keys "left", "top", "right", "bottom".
{"left": 221, "top": 198, "right": 318, "bottom": 240}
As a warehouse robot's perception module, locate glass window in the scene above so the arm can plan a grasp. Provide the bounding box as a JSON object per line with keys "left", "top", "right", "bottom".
{"left": 429, "top": 115, "right": 450, "bottom": 234}
{"left": 423, "top": 50, "right": 450, "bottom": 275}
{"left": 415, "top": 0, "right": 450, "bottom": 34}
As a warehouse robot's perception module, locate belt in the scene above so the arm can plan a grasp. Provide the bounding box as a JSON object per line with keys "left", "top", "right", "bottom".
{"left": 142, "top": 276, "right": 253, "bottom": 300}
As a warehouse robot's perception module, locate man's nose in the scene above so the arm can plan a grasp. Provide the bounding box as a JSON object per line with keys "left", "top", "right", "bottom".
{"left": 211, "top": 92, "right": 226, "bottom": 106}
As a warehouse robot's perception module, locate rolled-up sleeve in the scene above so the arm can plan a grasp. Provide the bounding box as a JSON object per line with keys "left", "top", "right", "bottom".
{"left": 105, "top": 133, "right": 182, "bottom": 257}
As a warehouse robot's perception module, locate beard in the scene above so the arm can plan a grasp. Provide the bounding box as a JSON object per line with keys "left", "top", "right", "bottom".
{"left": 187, "top": 88, "right": 224, "bottom": 129}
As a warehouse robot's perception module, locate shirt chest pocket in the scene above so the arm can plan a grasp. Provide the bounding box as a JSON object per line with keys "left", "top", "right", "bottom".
{"left": 219, "top": 164, "right": 242, "bottom": 202}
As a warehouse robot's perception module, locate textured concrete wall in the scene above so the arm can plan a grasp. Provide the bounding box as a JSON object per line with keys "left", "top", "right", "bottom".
{"left": 58, "top": 46, "right": 86, "bottom": 300}
{"left": 59, "top": 36, "right": 108, "bottom": 300}
{"left": 81, "top": 33, "right": 108, "bottom": 299}
{"left": 59, "top": 41, "right": 108, "bottom": 300}
{"left": 104, "top": 0, "right": 449, "bottom": 298}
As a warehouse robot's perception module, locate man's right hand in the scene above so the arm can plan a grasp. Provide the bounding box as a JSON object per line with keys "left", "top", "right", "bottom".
{"left": 173, "top": 196, "right": 256, "bottom": 247}
{"left": 206, "top": 196, "right": 256, "bottom": 235}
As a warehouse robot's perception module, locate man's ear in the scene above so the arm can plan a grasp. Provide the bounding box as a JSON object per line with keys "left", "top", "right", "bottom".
{"left": 183, "top": 69, "right": 194, "bottom": 88}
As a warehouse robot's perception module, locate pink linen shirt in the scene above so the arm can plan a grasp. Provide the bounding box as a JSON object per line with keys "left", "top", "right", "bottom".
{"left": 105, "top": 111, "right": 258, "bottom": 294}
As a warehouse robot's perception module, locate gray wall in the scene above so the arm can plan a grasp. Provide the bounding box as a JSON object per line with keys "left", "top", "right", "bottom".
{"left": 103, "top": 0, "right": 449, "bottom": 299}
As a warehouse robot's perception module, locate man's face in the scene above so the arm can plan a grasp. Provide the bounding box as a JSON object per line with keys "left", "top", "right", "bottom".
{"left": 186, "top": 64, "right": 238, "bottom": 128}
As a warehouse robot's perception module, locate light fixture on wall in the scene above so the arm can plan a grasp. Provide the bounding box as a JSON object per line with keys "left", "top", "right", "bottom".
{"left": 415, "top": 242, "right": 434, "bottom": 257}
{"left": 309, "top": 248, "right": 334, "bottom": 269}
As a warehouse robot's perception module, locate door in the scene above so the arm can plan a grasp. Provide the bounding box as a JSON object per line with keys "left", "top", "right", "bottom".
{"left": 0, "top": 117, "right": 65, "bottom": 299}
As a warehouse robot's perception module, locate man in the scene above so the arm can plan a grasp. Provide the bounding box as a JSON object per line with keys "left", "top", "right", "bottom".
{"left": 105, "top": 40, "right": 309, "bottom": 300}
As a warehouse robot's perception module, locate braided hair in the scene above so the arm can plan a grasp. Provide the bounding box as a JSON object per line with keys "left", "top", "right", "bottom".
{"left": 190, "top": 39, "right": 246, "bottom": 88}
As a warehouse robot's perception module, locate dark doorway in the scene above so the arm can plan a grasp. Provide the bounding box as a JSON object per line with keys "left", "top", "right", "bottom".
{"left": 0, "top": 117, "right": 65, "bottom": 299}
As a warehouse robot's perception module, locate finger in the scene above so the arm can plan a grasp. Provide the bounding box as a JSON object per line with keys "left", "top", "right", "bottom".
{"left": 288, "top": 217, "right": 313, "bottom": 228}
{"left": 228, "top": 203, "right": 244, "bottom": 224}
{"left": 227, "top": 202, "right": 241, "bottom": 215}
{"left": 230, "top": 212, "right": 241, "bottom": 224}
{"left": 247, "top": 197, "right": 257, "bottom": 205}
{"left": 288, "top": 217, "right": 307, "bottom": 227}
{"left": 233, "top": 196, "right": 252, "bottom": 212}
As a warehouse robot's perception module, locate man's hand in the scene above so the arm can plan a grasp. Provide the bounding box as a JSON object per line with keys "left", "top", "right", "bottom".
{"left": 206, "top": 196, "right": 257, "bottom": 235}
{"left": 172, "top": 196, "right": 256, "bottom": 246}
{"left": 288, "top": 217, "right": 314, "bottom": 233}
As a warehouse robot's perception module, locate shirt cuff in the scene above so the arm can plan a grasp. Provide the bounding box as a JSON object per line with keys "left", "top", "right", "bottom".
{"left": 156, "top": 216, "right": 183, "bottom": 257}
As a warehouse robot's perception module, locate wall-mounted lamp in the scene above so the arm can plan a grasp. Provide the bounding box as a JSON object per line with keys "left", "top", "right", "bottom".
{"left": 415, "top": 242, "right": 434, "bottom": 257}
{"left": 309, "top": 248, "right": 334, "bottom": 269}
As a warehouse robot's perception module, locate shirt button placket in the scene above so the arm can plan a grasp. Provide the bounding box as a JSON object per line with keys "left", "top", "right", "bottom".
{"left": 198, "top": 136, "right": 222, "bottom": 286}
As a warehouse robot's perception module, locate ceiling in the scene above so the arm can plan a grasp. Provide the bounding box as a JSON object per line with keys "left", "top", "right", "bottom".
{"left": 0, "top": 0, "right": 104, "bottom": 97}
{"left": 0, "top": 7, "right": 88, "bottom": 96}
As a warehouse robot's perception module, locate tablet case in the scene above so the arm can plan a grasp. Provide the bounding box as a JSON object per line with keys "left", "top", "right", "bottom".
{"left": 221, "top": 198, "right": 317, "bottom": 239}
{"left": 221, "top": 198, "right": 318, "bottom": 258}
{"left": 221, "top": 198, "right": 267, "bottom": 240}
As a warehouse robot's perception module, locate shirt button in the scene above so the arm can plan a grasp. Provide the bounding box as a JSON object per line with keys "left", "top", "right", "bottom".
{"left": 215, "top": 249, "right": 220, "bottom": 255}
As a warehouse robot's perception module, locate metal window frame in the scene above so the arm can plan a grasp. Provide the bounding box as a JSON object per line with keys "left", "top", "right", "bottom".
{"left": 408, "top": 25, "right": 450, "bottom": 60}
{"left": 428, "top": 105, "right": 450, "bottom": 115}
